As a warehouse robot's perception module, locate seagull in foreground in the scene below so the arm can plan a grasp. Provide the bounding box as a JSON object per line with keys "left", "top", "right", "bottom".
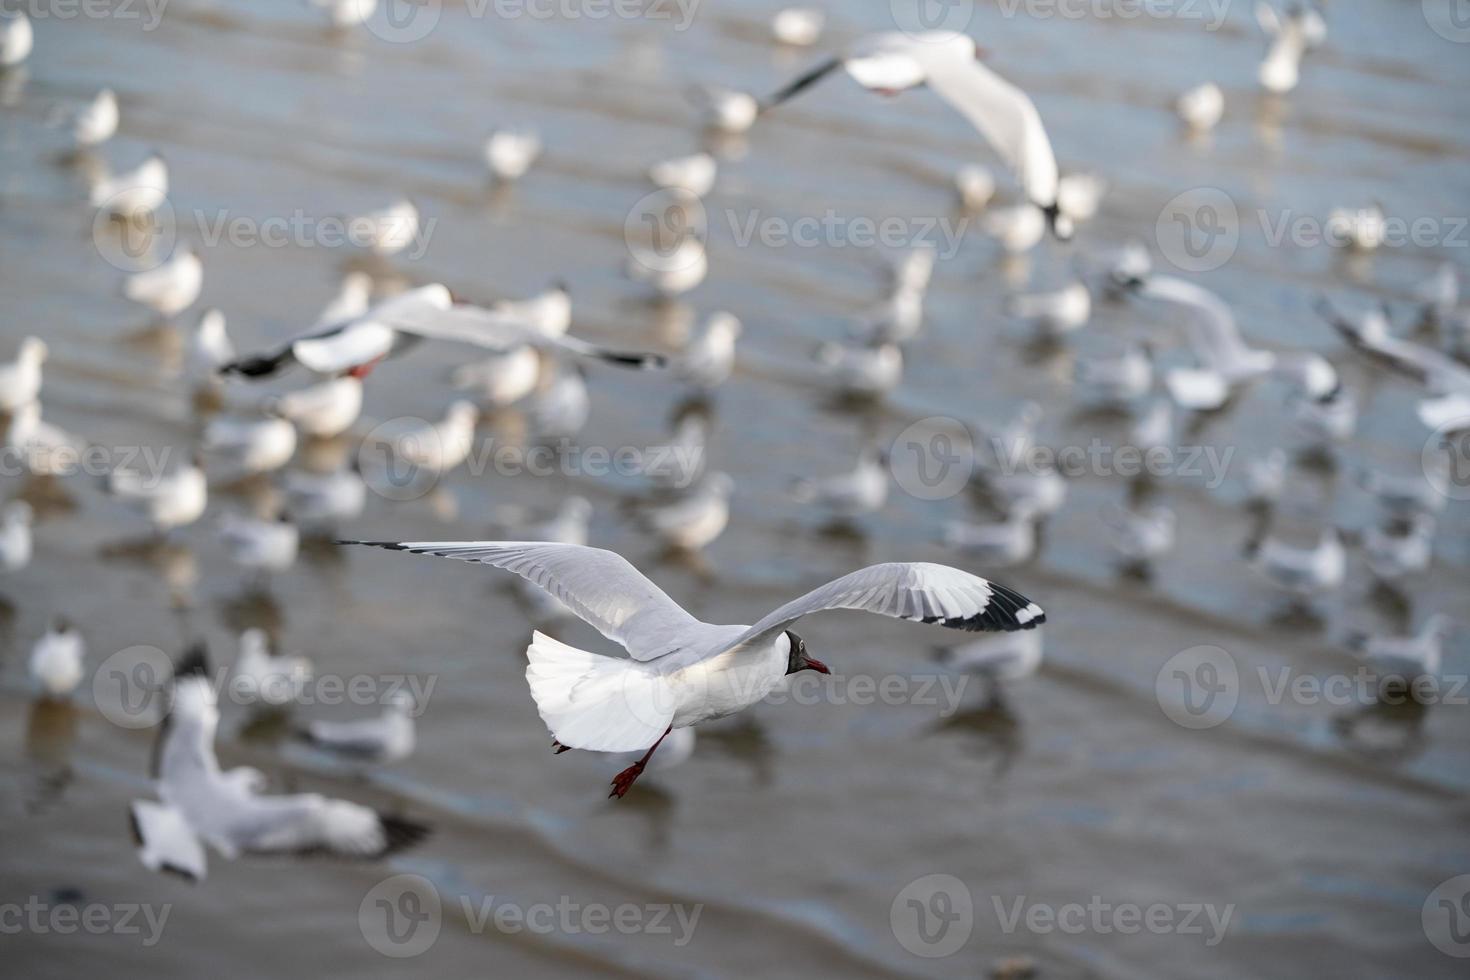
{"left": 0, "top": 500, "right": 32, "bottom": 573}
{"left": 29, "top": 620, "right": 85, "bottom": 699}
{"left": 484, "top": 129, "right": 542, "bottom": 182}
{"left": 342, "top": 541, "right": 1044, "bottom": 796}
{"left": 106, "top": 452, "right": 208, "bottom": 535}
{"left": 124, "top": 244, "right": 203, "bottom": 318}
{"left": 0, "top": 337, "right": 47, "bottom": 412}
{"left": 130, "top": 652, "right": 429, "bottom": 881}
{"left": 231, "top": 629, "right": 312, "bottom": 708}
{"left": 0, "top": 8, "right": 33, "bottom": 68}
{"left": 761, "top": 31, "right": 1069, "bottom": 237}
{"left": 222, "top": 283, "right": 660, "bottom": 379}
{"left": 303, "top": 689, "right": 416, "bottom": 764}
{"left": 89, "top": 153, "right": 168, "bottom": 217}
{"left": 1175, "top": 82, "right": 1224, "bottom": 132}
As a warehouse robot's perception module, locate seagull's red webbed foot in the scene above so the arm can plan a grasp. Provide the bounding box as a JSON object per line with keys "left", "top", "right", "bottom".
{"left": 609, "top": 762, "right": 645, "bottom": 799}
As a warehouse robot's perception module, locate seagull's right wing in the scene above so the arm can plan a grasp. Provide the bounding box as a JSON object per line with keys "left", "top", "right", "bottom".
{"left": 341, "top": 542, "right": 704, "bottom": 660}
{"left": 130, "top": 800, "right": 208, "bottom": 882}
{"left": 392, "top": 304, "right": 667, "bottom": 370}
{"left": 923, "top": 54, "right": 1060, "bottom": 217}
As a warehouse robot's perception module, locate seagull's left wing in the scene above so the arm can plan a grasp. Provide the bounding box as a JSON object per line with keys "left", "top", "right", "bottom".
{"left": 387, "top": 304, "right": 667, "bottom": 370}
{"left": 234, "top": 794, "right": 429, "bottom": 859}
{"left": 923, "top": 54, "right": 1060, "bottom": 217}
{"left": 722, "top": 562, "right": 1044, "bottom": 653}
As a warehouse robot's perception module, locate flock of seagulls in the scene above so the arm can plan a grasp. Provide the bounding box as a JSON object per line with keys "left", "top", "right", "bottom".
{"left": 4, "top": 4, "right": 1463, "bottom": 888}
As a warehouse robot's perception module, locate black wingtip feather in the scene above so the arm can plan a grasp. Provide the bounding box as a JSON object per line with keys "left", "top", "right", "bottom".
{"left": 377, "top": 814, "right": 432, "bottom": 857}
{"left": 922, "top": 583, "right": 1044, "bottom": 633}
{"left": 174, "top": 642, "right": 210, "bottom": 680}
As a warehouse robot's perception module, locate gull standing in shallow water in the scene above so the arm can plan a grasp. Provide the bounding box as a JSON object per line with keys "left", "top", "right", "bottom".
{"left": 343, "top": 541, "right": 1044, "bottom": 796}
{"left": 130, "top": 653, "right": 428, "bottom": 881}
{"left": 761, "top": 31, "right": 1070, "bottom": 237}
{"left": 303, "top": 689, "right": 417, "bottom": 765}
{"left": 29, "top": 620, "right": 85, "bottom": 699}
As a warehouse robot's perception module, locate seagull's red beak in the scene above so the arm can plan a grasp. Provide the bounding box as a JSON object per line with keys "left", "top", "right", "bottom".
{"left": 803, "top": 656, "right": 831, "bottom": 675}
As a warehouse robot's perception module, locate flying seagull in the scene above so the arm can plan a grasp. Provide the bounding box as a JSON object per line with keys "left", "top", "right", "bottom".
{"left": 341, "top": 541, "right": 1045, "bottom": 798}
{"left": 130, "top": 649, "right": 428, "bottom": 881}
{"left": 761, "top": 31, "right": 1069, "bottom": 238}
{"left": 222, "top": 284, "right": 664, "bottom": 379}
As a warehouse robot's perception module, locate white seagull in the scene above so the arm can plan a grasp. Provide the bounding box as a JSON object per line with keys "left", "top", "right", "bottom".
{"left": 791, "top": 446, "right": 889, "bottom": 520}
{"left": 812, "top": 339, "right": 903, "bottom": 397}
{"left": 1005, "top": 280, "right": 1091, "bottom": 337}
{"left": 106, "top": 452, "right": 208, "bottom": 535}
{"left": 0, "top": 8, "right": 32, "bottom": 68}
{"left": 0, "top": 337, "right": 47, "bottom": 412}
{"left": 771, "top": 7, "right": 824, "bottom": 47}
{"left": 304, "top": 689, "right": 416, "bottom": 764}
{"left": 672, "top": 312, "right": 741, "bottom": 391}
{"left": 7, "top": 401, "right": 84, "bottom": 477}
{"left": 343, "top": 541, "right": 1045, "bottom": 796}
{"left": 186, "top": 309, "right": 234, "bottom": 382}
{"left": 89, "top": 153, "right": 168, "bottom": 217}
{"left": 941, "top": 511, "right": 1038, "bottom": 568}
{"left": 267, "top": 375, "right": 364, "bottom": 439}
{"left": 231, "top": 629, "right": 313, "bottom": 708}
{"left": 762, "top": 31, "right": 1069, "bottom": 236}
{"left": 0, "top": 499, "right": 33, "bottom": 573}
{"left": 284, "top": 464, "right": 366, "bottom": 528}
{"left": 351, "top": 199, "right": 419, "bottom": 257}
{"left": 935, "top": 627, "right": 1043, "bottom": 695}
{"left": 955, "top": 164, "right": 997, "bottom": 211}
{"left": 484, "top": 129, "right": 542, "bottom": 182}
{"left": 1347, "top": 615, "right": 1451, "bottom": 702}
{"left": 638, "top": 472, "right": 734, "bottom": 552}
{"left": 204, "top": 414, "right": 298, "bottom": 475}
{"left": 1363, "top": 513, "right": 1435, "bottom": 581}
{"left": 649, "top": 152, "right": 717, "bottom": 198}
{"left": 1249, "top": 526, "right": 1345, "bottom": 596}
{"left": 1256, "top": 1, "right": 1319, "bottom": 95}
{"left": 1102, "top": 502, "right": 1177, "bottom": 565}
{"left": 690, "top": 86, "right": 759, "bottom": 134}
{"left": 388, "top": 400, "right": 479, "bottom": 476}
{"left": 124, "top": 244, "right": 203, "bottom": 317}
{"left": 311, "top": 0, "right": 377, "bottom": 28}
{"left": 29, "top": 620, "right": 85, "bottom": 699}
{"left": 451, "top": 344, "right": 541, "bottom": 407}
{"left": 219, "top": 513, "right": 300, "bottom": 576}
{"left": 1175, "top": 82, "right": 1224, "bottom": 132}
{"left": 130, "top": 656, "right": 428, "bottom": 881}
{"left": 1075, "top": 341, "right": 1152, "bottom": 407}
{"left": 56, "top": 87, "right": 119, "bottom": 148}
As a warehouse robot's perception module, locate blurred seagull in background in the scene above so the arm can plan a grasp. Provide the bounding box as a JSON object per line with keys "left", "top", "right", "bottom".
{"left": 0, "top": 499, "right": 33, "bottom": 574}
{"left": 1249, "top": 525, "right": 1345, "bottom": 597}
{"left": 955, "top": 164, "right": 997, "bottom": 211}
{"left": 649, "top": 151, "right": 718, "bottom": 198}
{"left": 123, "top": 245, "right": 203, "bottom": 319}
{"left": 690, "top": 86, "right": 759, "bottom": 134}
{"left": 304, "top": 689, "right": 416, "bottom": 764}
{"left": 672, "top": 312, "right": 741, "bottom": 391}
{"left": 52, "top": 87, "right": 118, "bottom": 148}
{"left": 941, "top": 510, "right": 1038, "bottom": 568}
{"left": 1102, "top": 502, "right": 1177, "bottom": 569}
{"left": 186, "top": 310, "right": 234, "bottom": 383}
{"left": 311, "top": 0, "right": 377, "bottom": 29}
{"left": 351, "top": 199, "right": 419, "bottom": 257}
{"left": 1363, "top": 512, "right": 1435, "bottom": 581}
{"left": 1006, "top": 280, "right": 1091, "bottom": 337}
{"left": 344, "top": 541, "right": 1044, "bottom": 796}
{"left": 89, "top": 153, "right": 168, "bottom": 217}
{"left": 219, "top": 512, "right": 300, "bottom": 578}
{"left": 791, "top": 446, "right": 889, "bottom": 521}
{"left": 0, "top": 9, "right": 31, "bottom": 68}
{"left": 451, "top": 344, "right": 541, "bottom": 407}
{"left": 1346, "top": 615, "right": 1451, "bottom": 703}
{"left": 771, "top": 7, "right": 824, "bottom": 47}
{"left": 812, "top": 339, "right": 903, "bottom": 397}
{"left": 29, "top": 619, "right": 84, "bottom": 699}
{"left": 1176, "top": 82, "right": 1224, "bottom": 132}
{"left": 0, "top": 337, "right": 47, "bottom": 412}
{"left": 106, "top": 452, "right": 208, "bottom": 535}
{"left": 1256, "top": 1, "right": 1321, "bottom": 95}
{"left": 231, "top": 629, "right": 312, "bottom": 709}
{"left": 639, "top": 472, "right": 733, "bottom": 552}
{"left": 204, "top": 415, "right": 298, "bottom": 475}
{"left": 7, "top": 401, "right": 84, "bottom": 477}
{"left": 131, "top": 654, "right": 428, "bottom": 881}
{"left": 484, "top": 129, "right": 542, "bottom": 182}
{"left": 761, "top": 31, "right": 1070, "bottom": 237}
{"left": 267, "top": 375, "right": 364, "bottom": 440}
{"left": 935, "top": 627, "right": 1043, "bottom": 702}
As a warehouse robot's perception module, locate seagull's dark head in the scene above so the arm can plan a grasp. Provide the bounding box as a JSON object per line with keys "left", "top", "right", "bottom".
{"left": 784, "top": 630, "right": 829, "bottom": 675}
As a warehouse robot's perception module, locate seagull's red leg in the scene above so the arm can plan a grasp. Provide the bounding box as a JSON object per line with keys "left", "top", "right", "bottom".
{"left": 609, "top": 725, "right": 673, "bottom": 799}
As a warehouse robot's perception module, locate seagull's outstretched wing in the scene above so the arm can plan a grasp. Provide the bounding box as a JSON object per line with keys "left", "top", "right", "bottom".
{"left": 1137, "top": 275, "right": 1247, "bottom": 369}
{"left": 722, "top": 562, "right": 1044, "bottom": 652}
{"left": 232, "top": 794, "right": 428, "bottom": 859}
{"left": 923, "top": 55, "right": 1060, "bottom": 219}
{"left": 130, "top": 800, "right": 208, "bottom": 882}
{"left": 341, "top": 542, "right": 705, "bottom": 660}
{"left": 386, "top": 305, "right": 667, "bottom": 370}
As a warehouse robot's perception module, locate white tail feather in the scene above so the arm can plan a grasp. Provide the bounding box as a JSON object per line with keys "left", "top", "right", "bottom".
{"left": 524, "top": 632, "right": 675, "bottom": 752}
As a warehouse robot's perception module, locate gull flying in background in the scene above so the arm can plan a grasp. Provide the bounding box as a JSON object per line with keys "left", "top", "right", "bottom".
{"left": 131, "top": 651, "right": 428, "bottom": 881}
{"left": 761, "top": 31, "right": 1070, "bottom": 237}
{"left": 343, "top": 541, "right": 1044, "bottom": 797}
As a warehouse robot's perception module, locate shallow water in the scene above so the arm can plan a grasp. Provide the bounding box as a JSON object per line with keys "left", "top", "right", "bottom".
{"left": 3, "top": 2, "right": 1470, "bottom": 978}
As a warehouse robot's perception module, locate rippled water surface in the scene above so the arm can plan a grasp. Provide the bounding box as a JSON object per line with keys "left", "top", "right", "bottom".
{"left": 3, "top": 2, "right": 1470, "bottom": 978}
